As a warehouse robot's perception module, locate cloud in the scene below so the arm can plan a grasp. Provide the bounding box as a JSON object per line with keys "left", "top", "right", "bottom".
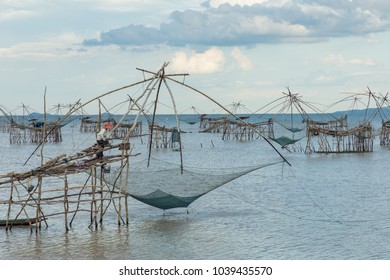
{"left": 0, "top": 9, "right": 35, "bottom": 22}
{"left": 0, "top": 33, "right": 88, "bottom": 58}
{"left": 323, "top": 53, "right": 376, "bottom": 66}
{"left": 349, "top": 58, "right": 376, "bottom": 66}
{"left": 83, "top": 1, "right": 390, "bottom": 47}
{"left": 231, "top": 47, "right": 253, "bottom": 70}
{"left": 315, "top": 75, "right": 337, "bottom": 83}
{"left": 209, "top": 0, "right": 289, "bottom": 8}
{"left": 323, "top": 53, "right": 346, "bottom": 66}
{"left": 170, "top": 47, "right": 226, "bottom": 73}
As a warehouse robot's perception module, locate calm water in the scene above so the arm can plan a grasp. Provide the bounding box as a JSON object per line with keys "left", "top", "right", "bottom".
{"left": 1, "top": 116, "right": 390, "bottom": 260}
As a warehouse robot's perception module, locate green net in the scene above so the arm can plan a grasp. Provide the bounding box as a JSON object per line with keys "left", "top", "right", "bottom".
{"left": 270, "top": 136, "right": 301, "bottom": 148}
{"left": 98, "top": 158, "right": 282, "bottom": 210}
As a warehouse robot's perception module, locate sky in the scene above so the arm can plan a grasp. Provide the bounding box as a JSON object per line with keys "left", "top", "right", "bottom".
{"left": 1, "top": 0, "right": 390, "bottom": 115}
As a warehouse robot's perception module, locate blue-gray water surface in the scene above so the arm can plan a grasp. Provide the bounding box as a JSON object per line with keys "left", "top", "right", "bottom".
{"left": 1, "top": 117, "right": 390, "bottom": 260}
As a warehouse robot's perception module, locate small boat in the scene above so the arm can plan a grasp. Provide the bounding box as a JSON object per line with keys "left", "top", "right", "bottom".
{"left": 0, "top": 218, "right": 43, "bottom": 227}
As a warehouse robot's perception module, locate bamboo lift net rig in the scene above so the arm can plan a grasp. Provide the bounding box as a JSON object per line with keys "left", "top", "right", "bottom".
{"left": 252, "top": 88, "right": 331, "bottom": 153}
{"left": 199, "top": 101, "right": 274, "bottom": 141}
{"left": 307, "top": 87, "right": 386, "bottom": 153}
{"left": 0, "top": 63, "right": 288, "bottom": 232}
{"left": 375, "top": 91, "right": 390, "bottom": 146}
{"left": 1, "top": 103, "right": 64, "bottom": 144}
{"left": 0, "top": 102, "right": 82, "bottom": 144}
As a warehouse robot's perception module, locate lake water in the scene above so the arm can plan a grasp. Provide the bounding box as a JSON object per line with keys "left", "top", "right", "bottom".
{"left": 1, "top": 115, "right": 390, "bottom": 260}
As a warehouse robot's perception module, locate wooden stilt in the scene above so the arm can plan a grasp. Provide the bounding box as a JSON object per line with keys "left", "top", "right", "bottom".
{"left": 64, "top": 173, "right": 69, "bottom": 232}
{"left": 36, "top": 176, "right": 42, "bottom": 232}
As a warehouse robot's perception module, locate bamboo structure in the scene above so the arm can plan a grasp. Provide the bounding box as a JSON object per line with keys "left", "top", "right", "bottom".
{"left": 79, "top": 117, "right": 114, "bottom": 133}
{"left": 221, "top": 119, "right": 274, "bottom": 141}
{"left": 0, "top": 106, "right": 13, "bottom": 133}
{"left": 306, "top": 87, "right": 384, "bottom": 153}
{"left": 0, "top": 122, "right": 10, "bottom": 133}
{"left": 0, "top": 142, "right": 134, "bottom": 231}
{"left": 380, "top": 120, "right": 390, "bottom": 146}
{"left": 306, "top": 123, "right": 374, "bottom": 153}
{"left": 252, "top": 88, "right": 318, "bottom": 151}
{"left": 148, "top": 124, "right": 180, "bottom": 149}
{"left": 199, "top": 114, "right": 228, "bottom": 133}
{"left": 199, "top": 114, "right": 274, "bottom": 141}
{"left": 112, "top": 121, "right": 143, "bottom": 139}
{"left": 80, "top": 116, "right": 142, "bottom": 138}
{"left": 1, "top": 63, "right": 291, "bottom": 233}
{"left": 9, "top": 122, "right": 62, "bottom": 144}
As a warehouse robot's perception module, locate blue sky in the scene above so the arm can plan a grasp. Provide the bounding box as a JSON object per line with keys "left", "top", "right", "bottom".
{"left": 1, "top": 0, "right": 390, "bottom": 114}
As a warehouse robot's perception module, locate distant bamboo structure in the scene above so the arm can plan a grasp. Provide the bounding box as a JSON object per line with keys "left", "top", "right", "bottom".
{"left": 147, "top": 123, "right": 180, "bottom": 148}
{"left": 305, "top": 87, "right": 383, "bottom": 153}
{"left": 199, "top": 114, "right": 228, "bottom": 133}
{"left": 112, "top": 121, "right": 143, "bottom": 139}
{"left": 9, "top": 122, "right": 62, "bottom": 144}
{"left": 0, "top": 122, "right": 10, "bottom": 133}
{"left": 380, "top": 120, "right": 390, "bottom": 146}
{"left": 199, "top": 114, "right": 274, "bottom": 141}
{"left": 79, "top": 117, "right": 113, "bottom": 133}
{"left": 306, "top": 122, "right": 374, "bottom": 153}
{"left": 80, "top": 116, "right": 143, "bottom": 138}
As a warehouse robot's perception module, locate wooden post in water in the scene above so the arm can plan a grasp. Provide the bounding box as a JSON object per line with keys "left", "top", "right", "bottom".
{"left": 90, "top": 166, "right": 94, "bottom": 225}
{"left": 125, "top": 148, "right": 130, "bottom": 225}
{"left": 99, "top": 167, "right": 104, "bottom": 224}
{"left": 118, "top": 163, "right": 122, "bottom": 226}
{"left": 6, "top": 181, "right": 14, "bottom": 231}
{"left": 64, "top": 172, "right": 69, "bottom": 231}
{"left": 36, "top": 176, "right": 42, "bottom": 233}
{"left": 90, "top": 165, "right": 97, "bottom": 228}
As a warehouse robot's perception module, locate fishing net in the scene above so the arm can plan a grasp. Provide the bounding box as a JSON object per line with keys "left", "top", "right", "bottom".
{"left": 270, "top": 136, "right": 302, "bottom": 148}
{"left": 99, "top": 158, "right": 282, "bottom": 210}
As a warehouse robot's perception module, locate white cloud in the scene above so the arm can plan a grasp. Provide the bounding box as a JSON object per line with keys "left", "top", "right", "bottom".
{"left": 323, "top": 53, "right": 376, "bottom": 66}
{"left": 250, "top": 16, "right": 309, "bottom": 36}
{"left": 323, "top": 53, "right": 346, "bottom": 66}
{"left": 86, "top": 0, "right": 147, "bottom": 12}
{"left": 231, "top": 47, "right": 253, "bottom": 70}
{"left": 170, "top": 47, "right": 226, "bottom": 74}
{"left": 349, "top": 58, "right": 376, "bottom": 65}
{"left": 0, "top": 33, "right": 87, "bottom": 58}
{"left": 0, "top": 9, "right": 36, "bottom": 21}
{"left": 73, "top": 0, "right": 201, "bottom": 14}
{"left": 85, "top": 1, "right": 390, "bottom": 47}
{"left": 209, "top": 0, "right": 288, "bottom": 8}
{"left": 315, "top": 75, "right": 337, "bottom": 83}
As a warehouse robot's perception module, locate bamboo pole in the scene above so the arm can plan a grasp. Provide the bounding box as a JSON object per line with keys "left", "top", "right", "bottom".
{"left": 36, "top": 176, "right": 42, "bottom": 232}
{"left": 163, "top": 77, "right": 184, "bottom": 173}
{"left": 93, "top": 174, "right": 98, "bottom": 229}
{"left": 70, "top": 175, "right": 90, "bottom": 227}
{"left": 64, "top": 172, "right": 69, "bottom": 231}
{"left": 99, "top": 168, "right": 104, "bottom": 224}
{"left": 117, "top": 169, "right": 122, "bottom": 226}
{"left": 166, "top": 75, "right": 291, "bottom": 166}
{"left": 10, "top": 185, "right": 33, "bottom": 232}
{"left": 90, "top": 166, "right": 97, "bottom": 228}
{"left": 6, "top": 181, "right": 14, "bottom": 231}
{"left": 124, "top": 148, "right": 130, "bottom": 225}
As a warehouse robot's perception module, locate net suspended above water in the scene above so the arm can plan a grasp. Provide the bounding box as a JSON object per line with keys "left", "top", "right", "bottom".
{"left": 99, "top": 158, "right": 282, "bottom": 210}
{"left": 270, "top": 136, "right": 302, "bottom": 148}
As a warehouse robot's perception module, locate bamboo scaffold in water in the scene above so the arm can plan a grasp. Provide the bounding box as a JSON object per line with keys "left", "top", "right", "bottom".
{"left": 0, "top": 133, "right": 136, "bottom": 231}
{"left": 0, "top": 64, "right": 155, "bottom": 231}
{"left": 1, "top": 63, "right": 291, "bottom": 233}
